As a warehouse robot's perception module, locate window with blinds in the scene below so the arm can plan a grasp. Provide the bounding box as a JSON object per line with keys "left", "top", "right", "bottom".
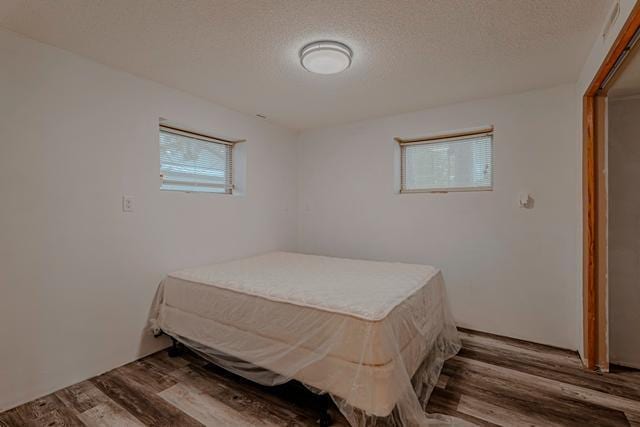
{"left": 399, "top": 128, "right": 493, "bottom": 193}
{"left": 159, "top": 126, "right": 233, "bottom": 194}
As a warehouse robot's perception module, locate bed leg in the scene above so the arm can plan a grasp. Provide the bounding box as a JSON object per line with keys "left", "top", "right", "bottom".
{"left": 167, "top": 337, "right": 184, "bottom": 358}
{"left": 318, "top": 394, "right": 332, "bottom": 427}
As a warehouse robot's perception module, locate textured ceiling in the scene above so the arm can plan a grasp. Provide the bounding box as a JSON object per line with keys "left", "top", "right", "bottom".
{"left": 609, "top": 42, "right": 640, "bottom": 99}
{"left": 0, "top": 0, "right": 612, "bottom": 130}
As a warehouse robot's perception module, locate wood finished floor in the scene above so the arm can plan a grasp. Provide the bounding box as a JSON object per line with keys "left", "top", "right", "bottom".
{"left": 2, "top": 329, "right": 639, "bottom": 426}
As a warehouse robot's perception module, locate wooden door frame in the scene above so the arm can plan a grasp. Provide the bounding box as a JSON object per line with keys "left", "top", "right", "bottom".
{"left": 583, "top": 2, "right": 640, "bottom": 370}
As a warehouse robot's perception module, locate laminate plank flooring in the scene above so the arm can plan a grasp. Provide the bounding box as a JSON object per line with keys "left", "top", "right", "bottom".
{"left": 2, "top": 329, "right": 639, "bottom": 426}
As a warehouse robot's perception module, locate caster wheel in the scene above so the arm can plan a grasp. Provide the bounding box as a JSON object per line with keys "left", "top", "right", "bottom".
{"left": 167, "top": 340, "right": 184, "bottom": 358}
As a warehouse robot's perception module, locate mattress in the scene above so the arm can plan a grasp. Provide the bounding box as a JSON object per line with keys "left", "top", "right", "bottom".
{"left": 150, "top": 252, "right": 456, "bottom": 418}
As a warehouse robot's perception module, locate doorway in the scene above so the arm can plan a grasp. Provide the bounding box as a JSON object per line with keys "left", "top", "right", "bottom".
{"left": 583, "top": 3, "right": 640, "bottom": 371}
{"left": 607, "top": 44, "right": 640, "bottom": 370}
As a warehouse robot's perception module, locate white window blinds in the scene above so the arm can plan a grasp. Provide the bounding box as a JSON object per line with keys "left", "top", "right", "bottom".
{"left": 399, "top": 129, "right": 493, "bottom": 193}
{"left": 159, "top": 126, "right": 233, "bottom": 194}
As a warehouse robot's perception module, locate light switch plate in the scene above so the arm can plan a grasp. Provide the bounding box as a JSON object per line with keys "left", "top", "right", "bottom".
{"left": 122, "top": 196, "right": 134, "bottom": 212}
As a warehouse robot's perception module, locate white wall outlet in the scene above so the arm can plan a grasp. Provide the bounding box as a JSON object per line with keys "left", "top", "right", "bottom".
{"left": 122, "top": 196, "right": 134, "bottom": 212}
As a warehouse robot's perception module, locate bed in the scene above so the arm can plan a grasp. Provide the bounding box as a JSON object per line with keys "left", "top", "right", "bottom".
{"left": 149, "top": 252, "right": 461, "bottom": 426}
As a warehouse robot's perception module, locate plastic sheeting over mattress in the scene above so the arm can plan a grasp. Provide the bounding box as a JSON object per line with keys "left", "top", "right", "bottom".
{"left": 149, "top": 252, "right": 462, "bottom": 426}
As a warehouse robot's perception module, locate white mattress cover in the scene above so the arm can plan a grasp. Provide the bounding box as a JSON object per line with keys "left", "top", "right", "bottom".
{"left": 169, "top": 251, "right": 439, "bottom": 321}
{"left": 150, "top": 252, "right": 461, "bottom": 424}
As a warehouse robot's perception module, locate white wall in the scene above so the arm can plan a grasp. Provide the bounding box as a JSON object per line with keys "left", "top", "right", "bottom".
{"left": 0, "top": 28, "right": 298, "bottom": 411}
{"left": 296, "top": 84, "right": 579, "bottom": 350}
{"left": 608, "top": 97, "right": 640, "bottom": 369}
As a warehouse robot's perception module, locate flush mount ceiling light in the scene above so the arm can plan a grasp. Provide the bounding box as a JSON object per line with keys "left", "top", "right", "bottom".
{"left": 299, "top": 41, "right": 352, "bottom": 75}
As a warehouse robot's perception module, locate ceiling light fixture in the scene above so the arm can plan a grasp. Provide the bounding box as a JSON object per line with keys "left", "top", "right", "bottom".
{"left": 299, "top": 41, "right": 352, "bottom": 75}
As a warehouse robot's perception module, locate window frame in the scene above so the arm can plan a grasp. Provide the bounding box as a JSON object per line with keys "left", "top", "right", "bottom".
{"left": 397, "top": 127, "right": 494, "bottom": 194}
{"left": 159, "top": 124, "right": 243, "bottom": 195}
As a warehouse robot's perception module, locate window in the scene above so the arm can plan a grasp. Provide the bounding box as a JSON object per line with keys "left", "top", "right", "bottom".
{"left": 159, "top": 125, "right": 234, "bottom": 194}
{"left": 398, "top": 127, "right": 493, "bottom": 193}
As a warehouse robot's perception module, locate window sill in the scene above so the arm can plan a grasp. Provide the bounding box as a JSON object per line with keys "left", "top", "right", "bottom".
{"left": 399, "top": 187, "right": 493, "bottom": 194}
